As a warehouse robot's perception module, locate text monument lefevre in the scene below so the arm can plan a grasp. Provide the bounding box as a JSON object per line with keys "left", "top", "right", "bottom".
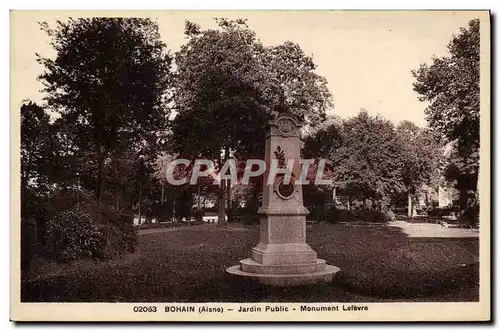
{"left": 227, "top": 114, "right": 340, "bottom": 286}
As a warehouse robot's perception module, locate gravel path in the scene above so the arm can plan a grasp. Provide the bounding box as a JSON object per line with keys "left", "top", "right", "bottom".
{"left": 389, "top": 221, "right": 479, "bottom": 238}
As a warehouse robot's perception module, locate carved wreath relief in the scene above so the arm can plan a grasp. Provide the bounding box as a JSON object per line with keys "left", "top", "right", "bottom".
{"left": 273, "top": 145, "right": 295, "bottom": 200}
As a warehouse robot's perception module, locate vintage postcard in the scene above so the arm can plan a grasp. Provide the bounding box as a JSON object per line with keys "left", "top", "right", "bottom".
{"left": 10, "top": 10, "right": 491, "bottom": 322}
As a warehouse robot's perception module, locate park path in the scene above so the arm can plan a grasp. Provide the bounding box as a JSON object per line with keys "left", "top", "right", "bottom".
{"left": 389, "top": 220, "right": 479, "bottom": 238}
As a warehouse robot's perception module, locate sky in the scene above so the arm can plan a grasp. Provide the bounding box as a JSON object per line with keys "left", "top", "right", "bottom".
{"left": 11, "top": 10, "right": 484, "bottom": 127}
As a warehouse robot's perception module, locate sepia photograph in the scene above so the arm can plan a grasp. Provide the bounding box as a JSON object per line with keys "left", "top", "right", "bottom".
{"left": 10, "top": 9, "right": 490, "bottom": 322}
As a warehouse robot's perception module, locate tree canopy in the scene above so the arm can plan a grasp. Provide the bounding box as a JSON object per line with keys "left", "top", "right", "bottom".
{"left": 172, "top": 18, "right": 333, "bottom": 160}
{"left": 412, "top": 19, "right": 480, "bottom": 212}
{"left": 37, "top": 18, "right": 173, "bottom": 203}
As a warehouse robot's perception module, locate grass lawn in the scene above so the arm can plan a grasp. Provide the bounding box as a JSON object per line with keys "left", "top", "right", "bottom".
{"left": 21, "top": 223, "right": 479, "bottom": 302}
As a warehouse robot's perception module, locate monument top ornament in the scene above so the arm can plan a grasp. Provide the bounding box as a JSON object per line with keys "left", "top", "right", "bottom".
{"left": 268, "top": 114, "right": 302, "bottom": 138}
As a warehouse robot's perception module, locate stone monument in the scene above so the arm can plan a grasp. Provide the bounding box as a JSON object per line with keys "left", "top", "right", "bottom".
{"left": 226, "top": 114, "right": 340, "bottom": 286}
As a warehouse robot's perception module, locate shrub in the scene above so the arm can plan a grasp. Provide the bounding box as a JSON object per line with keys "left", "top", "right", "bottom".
{"left": 45, "top": 207, "right": 102, "bottom": 262}
{"left": 45, "top": 205, "right": 138, "bottom": 262}
{"left": 309, "top": 207, "right": 340, "bottom": 223}
{"left": 460, "top": 206, "right": 480, "bottom": 228}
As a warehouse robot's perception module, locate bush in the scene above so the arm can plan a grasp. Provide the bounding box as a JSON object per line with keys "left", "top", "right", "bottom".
{"left": 427, "top": 207, "right": 459, "bottom": 218}
{"left": 45, "top": 205, "right": 138, "bottom": 263}
{"left": 309, "top": 207, "right": 340, "bottom": 223}
{"left": 460, "top": 206, "right": 480, "bottom": 228}
{"left": 45, "top": 207, "right": 102, "bottom": 262}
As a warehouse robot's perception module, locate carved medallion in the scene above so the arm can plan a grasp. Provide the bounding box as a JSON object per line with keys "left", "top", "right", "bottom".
{"left": 276, "top": 179, "right": 295, "bottom": 199}
{"left": 277, "top": 118, "right": 293, "bottom": 136}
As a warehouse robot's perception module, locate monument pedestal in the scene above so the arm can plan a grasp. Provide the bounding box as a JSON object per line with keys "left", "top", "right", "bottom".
{"left": 226, "top": 115, "right": 339, "bottom": 286}
{"left": 227, "top": 209, "right": 339, "bottom": 286}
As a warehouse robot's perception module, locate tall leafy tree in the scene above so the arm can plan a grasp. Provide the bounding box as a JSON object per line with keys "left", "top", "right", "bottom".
{"left": 21, "top": 101, "right": 52, "bottom": 190}
{"left": 412, "top": 19, "right": 480, "bottom": 212}
{"left": 396, "top": 121, "right": 444, "bottom": 216}
{"left": 20, "top": 101, "right": 57, "bottom": 219}
{"left": 335, "top": 110, "right": 404, "bottom": 209}
{"left": 37, "top": 18, "right": 173, "bottom": 204}
{"left": 172, "top": 18, "right": 333, "bottom": 223}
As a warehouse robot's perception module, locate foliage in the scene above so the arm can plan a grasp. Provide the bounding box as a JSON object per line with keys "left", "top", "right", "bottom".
{"left": 37, "top": 18, "right": 173, "bottom": 202}
{"left": 45, "top": 207, "right": 102, "bottom": 262}
{"left": 412, "top": 19, "right": 479, "bottom": 154}
{"left": 172, "top": 18, "right": 271, "bottom": 159}
{"left": 396, "top": 121, "right": 444, "bottom": 194}
{"left": 21, "top": 101, "right": 53, "bottom": 189}
{"left": 412, "top": 19, "right": 480, "bottom": 214}
{"left": 171, "top": 18, "right": 333, "bottom": 222}
{"left": 20, "top": 101, "right": 63, "bottom": 220}
{"left": 444, "top": 143, "right": 479, "bottom": 211}
{"left": 173, "top": 18, "right": 333, "bottom": 156}
{"left": 45, "top": 205, "right": 137, "bottom": 263}
{"left": 302, "top": 115, "right": 343, "bottom": 160}
{"left": 335, "top": 110, "right": 404, "bottom": 200}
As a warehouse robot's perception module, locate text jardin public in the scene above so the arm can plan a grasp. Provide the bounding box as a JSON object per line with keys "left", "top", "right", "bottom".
{"left": 163, "top": 304, "right": 368, "bottom": 313}
{"left": 164, "top": 158, "right": 332, "bottom": 186}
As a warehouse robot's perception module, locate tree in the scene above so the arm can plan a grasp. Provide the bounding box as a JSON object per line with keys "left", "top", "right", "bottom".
{"left": 444, "top": 143, "right": 479, "bottom": 213}
{"left": 20, "top": 101, "right": 56, "bottom": 219}
{"left": 21, "top": 101, "right": 52, "bottom": 190}
{"left": 335, "top": 110, "right": 404, "bottom": 209}
{"left": 302, "top": 115, "right": 343, "bottom": 206}
{"left": 412, "top": 19, "right": 480, "bottom": 214}
{"left": 396, "top": 121, "right": 444, "bottom": 216}
{"left": 172, "top": 18, "right": 333, "bottom": 223}
{"left": 37, "top": 18, "right": 173, "bottom": 205}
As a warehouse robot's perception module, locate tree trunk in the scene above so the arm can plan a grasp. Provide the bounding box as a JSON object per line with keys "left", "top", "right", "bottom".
{"left": 407, "top": 191, "right": 412, "bottom": 218}
{"left": 347, "top": 195, "right": 352, "bottom": 210}
{"left": 225, "top": 146, "right": 232, "bottom": 222}
{"left": 363, "top": 197, "right": 367, "bottom": 210}
{"left": 217, "top": 178, "right": 226, "bottom": 226}
{"left": 332, "top": 187, "right": 337, "bottom": 205}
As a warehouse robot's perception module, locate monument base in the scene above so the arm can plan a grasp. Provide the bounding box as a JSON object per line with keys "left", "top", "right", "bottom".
{"left": 226, "top": 258, "right": 340, "bottom": 287}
